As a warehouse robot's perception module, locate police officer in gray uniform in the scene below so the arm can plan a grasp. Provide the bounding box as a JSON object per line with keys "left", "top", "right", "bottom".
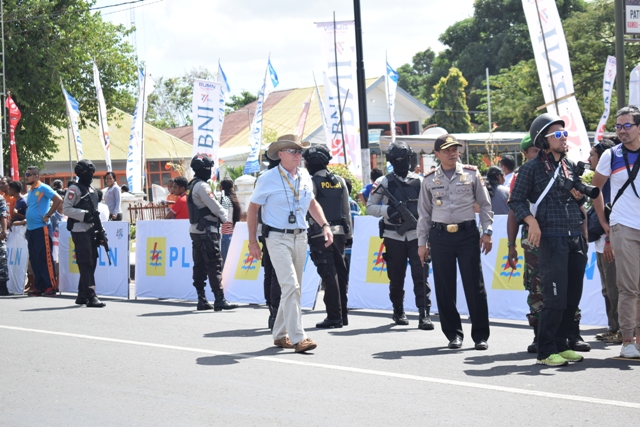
{"left": 63, "top": 159, "right": 106, "bottom": 308}
{"left": 302, "top": 145, "right": 352, "bottom": 328}
{"left": 187, "top": 154, "right": 237, "bottom": 311}
{"left": 417, "top": 135, "right": 493, "bottom": 350}
{"left": 367, "top": 141, "right": 433, "bottom": 330}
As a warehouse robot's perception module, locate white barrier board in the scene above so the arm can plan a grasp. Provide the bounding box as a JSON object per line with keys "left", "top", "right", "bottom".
{"left": 6, "top": 225, "right": 29, "bottom": 295}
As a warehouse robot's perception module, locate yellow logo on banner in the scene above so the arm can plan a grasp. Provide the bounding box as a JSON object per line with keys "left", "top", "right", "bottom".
{"left": 68, "top": 237, "right": 79, "bottom": 274}
{"left": 366, "top": 237, "right": 388, "bottom": 283}
{"left": 492, "top": 238, "right": 524, "bottom": 290}
{"left": 234, "top": 240, "right": 262, "bottom": 280}
{"left": 146, "top": 237, "right": 166, "bottom": 277}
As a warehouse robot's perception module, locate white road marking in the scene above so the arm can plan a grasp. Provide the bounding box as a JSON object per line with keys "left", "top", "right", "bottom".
{"left": 2, "top": 324, "right": 639, "bottom": 409}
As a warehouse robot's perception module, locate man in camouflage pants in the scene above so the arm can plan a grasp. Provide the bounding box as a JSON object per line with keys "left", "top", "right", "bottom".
{"left": 507, "top": 135, "right": 590, "bottom": 353}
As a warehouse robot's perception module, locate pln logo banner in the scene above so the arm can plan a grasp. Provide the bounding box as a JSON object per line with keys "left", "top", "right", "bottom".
{"left": 68, "top": 238, "right": 79, "bottom": 274}
{"left": 366, "top": 237, "right": 388, "bottom": 284}
{"left": 492, "top": 238, "right": 524, "bottom": 290}
{"left": 146, "top": 237, "right": 166, "bottom": 277}
{"left": 234, "top": 240, "right": 261, "bottom": 280}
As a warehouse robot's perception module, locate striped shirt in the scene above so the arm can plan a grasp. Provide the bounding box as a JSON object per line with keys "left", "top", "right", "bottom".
{"left": 220, "top": 195, "right": 234, "bottom": 235}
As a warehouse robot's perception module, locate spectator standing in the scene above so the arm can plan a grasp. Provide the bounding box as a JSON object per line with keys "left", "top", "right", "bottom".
{"left": 485, "top": 166, "right": 510, "bottom": 215}
{"left": 103, "top": 172, "right": 122, "bottom": 221}
{"left": 358, "top": 168, "right": 383, "bottom": 205}
{"left": 0, "top": 176, "right": 16, "bottom": 218}
{"left": 0, "top": 194, "right": 8, "bottom": 296}
{"left": 500, "top": 155, "right": 516, "bottom": 189}
{"left": 7, "top": 181, "right": 26, "bottom": 227}
{"left": 219, "top": 177, "right": 241, "bottom": 266}
{"left": 165, "top": 177, "right": 189, "bottom": 220}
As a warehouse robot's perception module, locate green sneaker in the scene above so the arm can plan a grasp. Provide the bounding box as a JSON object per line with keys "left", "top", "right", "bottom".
{"left": 559, "top": 349, "right": 584, "bottom": 362}
{"left": 536, "top": 354, "right": 569, "bottom": 366}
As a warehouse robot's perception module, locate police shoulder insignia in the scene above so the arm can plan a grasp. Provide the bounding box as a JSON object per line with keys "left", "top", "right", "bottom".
{"left": 68, "top": 188, "right": 75, "bottom": 200}
{"left": 424, "top": 170, "right": 435, "bottom": 177}
{"left": 462, "top": 164, "right": 478, "bottom": 171}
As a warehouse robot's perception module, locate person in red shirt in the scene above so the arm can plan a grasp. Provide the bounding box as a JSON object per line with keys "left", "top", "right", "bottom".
{"left": 165, "top": 176, "right": 189, "bottom": 219}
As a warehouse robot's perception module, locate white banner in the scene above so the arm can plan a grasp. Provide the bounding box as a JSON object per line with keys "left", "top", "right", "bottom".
{"left": 522, "top": 0, "right": 590, "bottom": 162}
{"left": 244, "top": 59, "right": 279, "bottom": 174}
{"left": 93, "top": 61, "right": 112, "bottom": 171}
{"left": 594, "top": 56, "right": 617, "bottom": 143}
{"left": 62, "top": 86, "right": 83, "bottom": 160}
{"left": 192, "top": 79, "right": 225, "bottom": 171}
{"left": 348, "top": 215, "right": 607, "bottom": 327}
{"left": 6, "top": 225, "right": 29, "bottom": 295}
{"left": 314, "top": 72, "right": 331, "bottom": 147}
{"left": 58, "top": 222, "right": 130, "bottom": 298}
{"left": 629, "top": 63, "right": 640, "bottom": 107}
{"left": 316, "top": 20, "right": 362, "bottom": 178}
{"left": 385, "top": 61, "right": 399, "bottom": 143}
{"left": 127, "top": 68, "right": 147, "bottom": 193}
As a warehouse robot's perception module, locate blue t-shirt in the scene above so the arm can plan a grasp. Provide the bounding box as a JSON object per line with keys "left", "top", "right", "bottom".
{"left": 26, "top": 182, "right": 56, "bottom": 230}
{"left": 13, "top": 198, "right": 27, "bottom": 221}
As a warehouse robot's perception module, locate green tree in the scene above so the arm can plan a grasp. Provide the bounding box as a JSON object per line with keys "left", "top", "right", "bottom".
{"left": 226, "top": 91, "right": 258, "bottom": 112}
{"left": 4, "top": 0, "right": 138, "bottom": 170}
{"left": 397, "top": 48, "right": 436, "bottom": 103}
{"left": 427, "top": 68, "right": 473, "bottom": 133}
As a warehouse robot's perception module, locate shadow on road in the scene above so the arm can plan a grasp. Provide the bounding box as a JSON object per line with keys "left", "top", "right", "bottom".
{"left": 20, "top": 305, "right": 82, "bottom": 312}
{"left": 328, "top": 323, "right": 415, "bottom": 337}
{"left": 138, "top": 310, "right": 197, "bottom": 317}
{"left": 203, "top": 328, "right": 272, "bottom": 338}
{"left": 196, "top": 347, "right": 289, "bottom": 366}
{"left": 372, "top": 346, "right": 476, "bottom": 360}
{"left": 463, "top": 357, "right": 638, "bottom": 377}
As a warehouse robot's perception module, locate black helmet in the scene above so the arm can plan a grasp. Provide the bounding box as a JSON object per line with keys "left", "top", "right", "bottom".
{"left": 191, "top": 154, "right": 214, "bottom": 171}
{"left": 302, "top": 144, "right": 332, "bottom": 165}
{"left": 74, "top": 159, "right": 95, "bottom": 176}
{"left": 385, "top": 141, "right": 413, "bottom": 163}
{"left": 530, "top": 113, "right": 565, "bottom": 149}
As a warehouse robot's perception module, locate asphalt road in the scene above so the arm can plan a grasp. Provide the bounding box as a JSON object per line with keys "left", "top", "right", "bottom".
{"left": 1, "top": 293, "right": 638, "bottom": 427}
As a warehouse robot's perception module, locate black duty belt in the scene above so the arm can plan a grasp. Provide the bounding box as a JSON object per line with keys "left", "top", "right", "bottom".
{"left": 431, "top": 220, "right": 476, "bottom": 233}
{"left": 383, "top": 223, "right": 416, "bottom": 232}
{"left": 268, "top": 227, "right": 306, "bottom": 235}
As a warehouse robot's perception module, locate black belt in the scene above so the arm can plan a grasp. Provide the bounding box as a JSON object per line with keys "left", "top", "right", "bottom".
{"left": 267, "top": 227, "right": 306, "bottom": 235}
{"left": 432, "top": 220, "right": 476, "bottom": 233}
{"left": 384, "top": 223, "right": 416, "bottom": 232}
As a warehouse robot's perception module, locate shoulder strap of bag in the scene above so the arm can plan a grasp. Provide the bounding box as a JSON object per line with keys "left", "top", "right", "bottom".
{"left": 610, "top": 146, "right": 640, "bottom": 210}
{"left": 530, "top": 163, "right": 561, "bottom": 217}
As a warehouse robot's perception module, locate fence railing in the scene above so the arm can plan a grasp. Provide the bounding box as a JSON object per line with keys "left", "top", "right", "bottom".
{"left": 127, "top": 203, "right": 168, "bottom": 224}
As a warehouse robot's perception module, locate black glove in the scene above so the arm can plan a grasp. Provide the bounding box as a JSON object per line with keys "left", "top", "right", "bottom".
{"left": 346, "top": 238, "right": 353, "bottom": 248}
{"left": 83, "top": 211, "right": 93, "bottom": 222}
{"left": 387, "top": 205, "right": 402, "bottom": 224}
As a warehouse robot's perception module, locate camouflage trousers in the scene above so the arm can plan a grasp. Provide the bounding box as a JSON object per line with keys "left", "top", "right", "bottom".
{"left": 0, "top": 240, "right": 8, "bottom": 282}
{"left": 522, "top": 227, "right": 581, "bottom": 327}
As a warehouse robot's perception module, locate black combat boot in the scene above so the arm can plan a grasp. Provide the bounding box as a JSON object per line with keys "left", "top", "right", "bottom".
{"left": 418, "top": 308, "right": 434, "bottom": 330}
{"left": 568, "top": 319, "right": 591, "bottom": 352}
{"left": 213, "top": 291, "right": 238, "bottom": 311}
{"left": 0, "top": 281, "right": 9, "bottom": 296}
{"left": 86, "top": 297, "right": 106, "bottom": 308}
{"left": 527, "top": 325, "right": 538, "bottom": 354}
{"left": 268, "top": 306, "right": 277, "bottom": 330}
{"left": 392, "top": 306, "right": 409, "bottom": 325}
{"left": 197, "top": 289, "right": 214, "bottom": 311}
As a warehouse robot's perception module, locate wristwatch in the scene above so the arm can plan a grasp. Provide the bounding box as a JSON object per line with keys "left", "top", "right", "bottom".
{"left": 484, "top": 229, "right": 493, "bottom": 236}
{"left": 321, "top": 223, "right": 331, "bottom": 229}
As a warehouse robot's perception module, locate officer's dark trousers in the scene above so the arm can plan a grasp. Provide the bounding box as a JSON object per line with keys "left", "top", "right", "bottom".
{"left": 190, "top": 232, "right": 224, "bottom": 298}
{"left": 537, "top": 235, "right": 587, "bottom": 360}
{"left": 383, "top": 237, "right": 431, "bottom": 310}
{"left": 309, "top": 234, "right": 348, "bottom": 320}
{"left": 429, "top": 226, "right": 489, "bottom": 343}
{"left": 26, "top": 226, "right": 57, "bottom": 292}
{"left": 72, "top": 232, "right": 98, "bottom": 299}
{"left": 261, "top": 236, "right": 281, "bottom": 308}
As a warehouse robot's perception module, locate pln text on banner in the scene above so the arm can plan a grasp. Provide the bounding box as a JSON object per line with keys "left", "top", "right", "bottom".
{"left": 192, "top": 79, "right": 225, "bottom": 172}
{"left": 6, "top": 226, "right": 29, "bottom": 295}
{"left": 522, "top": 0, "right": 590, "bottom": 162}
{"left": 316, "top": 20, "right": 362, "bottom": 179}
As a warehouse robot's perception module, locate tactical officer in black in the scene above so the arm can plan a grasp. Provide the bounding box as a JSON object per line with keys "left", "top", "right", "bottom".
{"left": 63, "top": 160, "right": 106, "bottom": 308}
{"left": 367, "top": 142, "right": 433, "bottom": 330}
{"left": 187, "top": 154, "right": 237, "bottom": 311}
{"left": 302, "top": 145, "right": 352, "bottom": 328}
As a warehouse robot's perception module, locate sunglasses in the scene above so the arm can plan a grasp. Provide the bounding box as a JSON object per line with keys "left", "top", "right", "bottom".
{"left": 25, "top": 172, "right": 33, "bottom": 177}
{"left": 615, "top": 123, "right": 637, "bottom": 131}
{"left": 281, "top": 149, "right": 302, "bottom": 155}
{"left": 544, "top": 130, "right": 569, "bottom": 139}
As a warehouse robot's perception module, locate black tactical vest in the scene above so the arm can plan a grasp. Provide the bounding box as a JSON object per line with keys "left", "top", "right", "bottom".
{"left": 386, "top": 173, "right": 420, "bottom": 218}
{"left": 66, "top": 182, "right": 99, "bottom": 231}
{"left": 186, "top": 178, "right": 218, "bottom": 225}
{"left": 312, "top": 173, "right": 344, "bottom": 223}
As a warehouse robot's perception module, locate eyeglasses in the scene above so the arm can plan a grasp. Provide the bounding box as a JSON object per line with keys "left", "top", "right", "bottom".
{"left": 281, "top": 149, "right": 303, "bottom": 155}
{"left": 24, "top": 172, "right": 32, "bottom": 177}
{"left": 615, "top": 123, "right": 637, "bottom": 131}
{"left": 544, "top": 130, "right": 569, "bottom": 139}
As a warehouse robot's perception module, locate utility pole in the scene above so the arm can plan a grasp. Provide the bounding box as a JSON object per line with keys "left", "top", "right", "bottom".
{"left": 353, "top": 0, "right": 370, "bottom": 181}
{"left": 615, "top": 0, "right": 626, "bottom": 110}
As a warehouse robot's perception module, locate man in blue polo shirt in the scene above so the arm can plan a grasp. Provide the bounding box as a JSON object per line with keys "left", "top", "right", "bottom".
{"left": 25, "top": 166, "right": 63, "bottom": 296}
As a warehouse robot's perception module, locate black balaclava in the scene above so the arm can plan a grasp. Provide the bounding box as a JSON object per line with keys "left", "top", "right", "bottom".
{"left": 194, "top": 167, "right": 212, "bottom": 182}
{"left": 391, "top": 156, "right": 411, "bottom": 178}
{"left": 75, "top": 160, "right": 95, "bottom": 186}
{"left": 306, "top": 159, "right": 327, "bottom": 176}
{"left": 387, "top": 142, "right": 412, "bottom": 178}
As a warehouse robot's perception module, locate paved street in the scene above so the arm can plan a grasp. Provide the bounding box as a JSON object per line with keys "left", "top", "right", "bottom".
{"left": 1, "top": 293, "right": 639, "bottom": 426}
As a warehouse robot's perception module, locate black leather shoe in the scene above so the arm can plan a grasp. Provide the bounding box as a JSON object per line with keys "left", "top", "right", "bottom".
{"left": 418, "top": 316, "right": 434, "bottom": 330}
{"left": 86, "top": 297, "right": 106, "bottom": 308}
{"left": 568, "top": 336, "right": 591, "bottom": 352}
{"left": 75, "top": 296, "right": 89, "bottom": 305}
{"left": 213, "top": 300, "right": 238, "bottom": 311}
{"left": 342, "top": 316, "right": 348, "bottom": 326}
{"left": 475, "top": 340, "right": 489, "bottom": 351}
{"left": 527, "top": 340, "right": 538, "bottom": 354}
{"left": 392, "top": 312, "right": 409, "bottom": 325}
{"left": 448, "top": 336, "right": 463, "bottom": 349}
{"left": 316, "top": 318, "right": 343, "bottom": 329}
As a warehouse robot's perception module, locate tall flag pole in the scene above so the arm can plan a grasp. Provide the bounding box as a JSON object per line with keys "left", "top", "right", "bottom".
{"left": 127, "top": 68, "right": 146, "bottom": 193}
{"left": 5, "top": 93, "right": 21, "bottom": 180}
{"left": 385, "top": 56, "right": 399, "bottom": 144}
{"left": 294, "top": 89, "right": 314, "bottom": 141}
{"left": 93, "top": 60, "right": 113, "bottom": 171}
{"left": 61, "top": 84, "right": 83, "bottom": 161}
{"left": 244, "top": 57, "right": 279, "bottom": 174}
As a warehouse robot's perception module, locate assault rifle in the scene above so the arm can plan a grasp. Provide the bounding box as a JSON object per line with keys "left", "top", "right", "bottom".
{"left": 80, "top": 191, "right": 112, "bottom": 266}
{"left": 373, "top": 184, "right": 418, "bottom": 236}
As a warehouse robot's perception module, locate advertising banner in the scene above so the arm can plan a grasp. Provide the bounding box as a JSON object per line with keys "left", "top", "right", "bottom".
{"left": 594, "top": 56, "right": 617, "bottom": 143}
{"left": 93, "top": 61, "right": 112, "bottom": 171}
{"left": 6, "top": 226, "right": 29, "bottom": 295}
{"left": 192, "top": 79, "right": 225, "bottom": 170}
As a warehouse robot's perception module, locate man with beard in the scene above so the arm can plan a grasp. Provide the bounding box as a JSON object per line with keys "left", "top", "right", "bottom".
{"left": 367, "top": 141, "right": 433, "bottom": 330}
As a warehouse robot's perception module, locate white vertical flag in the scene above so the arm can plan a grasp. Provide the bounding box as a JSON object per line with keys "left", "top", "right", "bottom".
{"left": 629, "top": 64, "right": 640, "bottom": 107}
{"left": 314, "top": 72, "right": 331, "bottom": 147}
{"left": 594, "top": 56, "right": 617, "bottom": 143}
{"left": 521, "top": 0, "right": 590, "bottom": 162}
{"left": 316, "top": 20, "right": 362, "bottom": 178}
{"left": 244, "top": 58, "right": 279, "bottom": 174}
{"left": 61, "top": 85, "right": 83, "bottom": 160}
{"left": 385, "top": 60, "right": 399, "bottom": 144}
{"left": 192, "top": 79, "right": 225, "bottom": 172}
{"left": 93, "top": 61, "right": 112, "bottom": 171}
{"left": 127, "top": 68, "right": 147, "bottom": 193}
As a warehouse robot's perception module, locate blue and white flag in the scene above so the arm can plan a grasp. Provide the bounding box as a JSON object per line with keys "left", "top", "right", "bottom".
{"left": 385, "top": 60, "right": 399, "bottom": 143}
{"left": 93, "top": 61, "right": 112, "bottom": 171}
{"left": 244, "top": 58, "right": 279, "bottom": 174}
{"left": 218, "top": 61, "right": 231, "bottom": 96}
{"left": 61, "top": 85, "right": 83, "bottom": 160}
{"left": 127, "top": 68, "right": 148, "bottom": 193}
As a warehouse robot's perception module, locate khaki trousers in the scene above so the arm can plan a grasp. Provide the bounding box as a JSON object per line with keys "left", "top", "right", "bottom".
{"left": 265, "top": 231, "right": 308, "bottom": 345}
{"left": 610, "top": 224, "right": 640, "bottom": 340}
